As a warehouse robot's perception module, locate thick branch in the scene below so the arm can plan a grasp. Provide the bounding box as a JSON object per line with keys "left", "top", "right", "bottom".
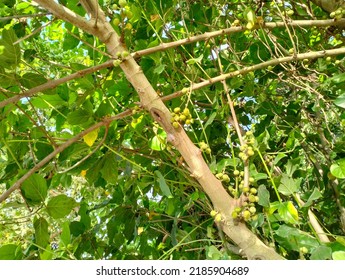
{"left": 33, "top": 0, "right": 93, "bottom": 32}
{"left": 34, "top": 0, "right": 112, "bottom": 43}
{"left": 162, "top": 47, "right": 345, "bottom": 102}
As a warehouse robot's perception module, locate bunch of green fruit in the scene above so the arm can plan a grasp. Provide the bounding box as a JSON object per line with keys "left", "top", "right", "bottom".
{"left": 238, "top": 131, "right": 255, "bottom": 161}
{"left": 210, "top": 210, "right": 222, "bottom": 222}
{"left": 171, "top": 107, "right": 194, "bottom": 128}
{"left": 216, "top": 172, "right": 230, "bottom": 183}
{"left": 230, "top": 173, "right": 258, "bottom": 195}
{"left": 199, "top": 141, "right": 211, "bottom": 154}
{"left": 232, "top": 204, "right": 258, "bottom": 222}
{"left": 112, "top": 0, "right": 133, "bottom": 28}
{"left": 230, "top": 173, "right": 259, "bottom": 222}
{"left": 330, "top": 7, "right": 345, "bottom": 19}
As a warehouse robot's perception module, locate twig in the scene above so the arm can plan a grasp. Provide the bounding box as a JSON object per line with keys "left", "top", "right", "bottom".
{"left": 0, "top": 13, "right": 51, "bottom": 21}
{"left": 14, "top": 19, "right": 55, "bottom": 45}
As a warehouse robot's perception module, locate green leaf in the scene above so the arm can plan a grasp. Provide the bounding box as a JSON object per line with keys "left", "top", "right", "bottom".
{"left": 101, "top": 153, "right": 118, "bottom": 184}
{"left": 334, "top": 94, "right": 345, "bottom": 109}
{"left": 60, "top": 221, "right": 71, "bottom": 247}
{"left": 273, "top": 153, "right": 287, "bottom": 165}
{"left": 203, "top": 112, "right": 217, "bottom": 130}
{"left": 165, "top": 197, "right": 176, "bottom": 216}
{"left": 252, "top": 172, "right": 267, "bottom": 181}
{"left": 230, "top": 77, "right": 243, "bottom": 89}
{"left": 303, "top": 188, "right": 322, "bottom": 208}
{"left": 20, "top": 72, "right": 47, "bottom": 89}
{"left": 216, "top": 158, "right": 239, "bottom": 172}
{"left": 63, "top": 32, "right": 80, "bottom": 51}
{"left": 21, "top": 174, "right": 48, "bottom": 205}
{"left": 95, "top": 99, "right": 114, "bottom": 118}
{"left": 244, "top": 8, "right": 256, "bottom": 30}
{"left": 332, "top": 251, "right": 345, "bottom": 260}
{"left": 106, "top": 216, "right": 118, "bottom": 244}
{"left": 330, "top": 159, "right": 345, "bottom": 179}
{"left": 112, "top": 233, "right": 125, "bottom": 250}
{"left": 0, "top": 29, "right": 21, "bottom": 69}
{"left": 70, "top": 221, "right": 85, "bottom": 237}
{"left": 16, "top": 2, "right": 31, "bottom": 11}
{"left": 31, "top": 94, "right": 66, "bottom": 109}
{"left": 278, "top": 201, "right": 299, "bottom": 224}
{"left": 67, "top": 109, "right": 91, "bottom": 125}
{"left": 46, "top": 195, "right": 77, "bottom": 219}
{"left": 0, "top": 244, "right": 22, "bottom": 260}
{"left": 149, "top": 128, "right": 166, "bottom": 151}
{"left": 123, "top": 213, "right": 135, "bottom": 241}
{"left": 258, "top": 185, "right": 270, "bottom": 207}
{"left": 278, "top": 174, "right": 300, "bottom": 195}
{"left": 186, "top": 54, "right": 203, "bottom": 65}
{"left": 310, "top": 246, "right": 332, "bottom": 260}
{"left": 129, "top": 3, "right": 141, "bottom": 23}
{"left": 78, "top": 202, "right": 91, "bottom": 230}
{"left": 206, "top": 245, "right": 222, "bottom": 260}
{"left": 153, "top": 63, "right": 166, "bottom": 74}
{"left": 257, "top": 129, "right": 270, "bottom": 151}
{"left": 330, "top": 73, "right": 345, "bottom": 84}
{"left": 336, "top": 236, "right": 345, "bottom": 247}
{"left": 39, "top": 245, "right": 53, "bottom": 260}
{"left": 35, "top": 142, "right": 54, "bottom": 161}
{"left": 269, "top": 201, "right": 280, "bottom": 214}
{"left": 154, "top": 170, "right": 173, "bottom": 198}
{"left": 285, "top": 131, "right": 297, "bottom": 149}
{"left": 34, "top": 217, "right": 50, "bottom": 249}
{"left": 149, "top": 136, "right": 160, "bottom": 151}
{"left": 285, "top": 159, "right": 299, "bottom": 177}
{"left": 275, "top": 225, "right": 319, "bottom": 252}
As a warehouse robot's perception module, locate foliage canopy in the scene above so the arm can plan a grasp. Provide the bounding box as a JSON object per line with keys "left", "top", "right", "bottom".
{"left": 1, "top": 0, "right": 345, "bottom": 260}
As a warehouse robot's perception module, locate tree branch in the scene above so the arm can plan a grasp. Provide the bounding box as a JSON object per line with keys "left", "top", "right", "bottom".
{"left": 2, "top": 17, "right": 343, "bottom": 109}
{"left": 132, "top": 19, "right": 345, "bottom": 58}
{"left": 0, "top": 13, "right": 51, "bottom": 21}
{"left": 0, "top": 110, "right": 131, "bottom": 204}
{"left": 33, "top": 0, "right": 93, "bottom": 31}
{"left": 161, "top": 47, "right": 345, "bottom": 102}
